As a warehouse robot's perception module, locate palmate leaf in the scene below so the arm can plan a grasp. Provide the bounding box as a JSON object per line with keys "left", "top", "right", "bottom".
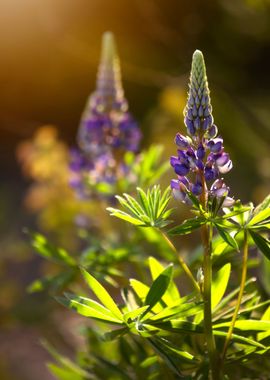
{"left": 107, "top": 186, "right": 173, "bottom": 229}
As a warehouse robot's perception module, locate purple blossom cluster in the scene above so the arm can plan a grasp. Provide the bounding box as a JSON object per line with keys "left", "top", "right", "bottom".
{"left": 70, "top": 32, "right": 141, "bottom": 198}
{"left": 170, "top": 50, "right": 234, "bottom": 207}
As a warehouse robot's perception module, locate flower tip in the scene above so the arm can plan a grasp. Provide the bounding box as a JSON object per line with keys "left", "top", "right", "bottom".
{"left": 101, "top": 31, "right": 117, "bottom": 63}
{"left": 192, "top": 49, "right": 204, "bottom": 61}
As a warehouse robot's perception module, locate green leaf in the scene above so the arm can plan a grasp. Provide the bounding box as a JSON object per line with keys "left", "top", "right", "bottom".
{"left": 222, "top": 206, "right": 251, "bottom": 220}
{"left": 47, "top": 364, "right": 86, "bottom": 380}
{"left": 258, "top": 306, "right": 270, "bottom": 341}
{"left": 137, "top": 187, "right": 150, "bottom": 215}
{"left": 43, "top": 341, "right": 92, "bottom": 379}
{"left": 148, "top": 257, "right": 180, "bottom": 305}
{"left": 81, "top": 268, "right": 123, "bottom": 320}
{"left": 147, "top": 338, "right": 183, "bottom": 377}
{"left": 108, "top": 186, "right": 172, "bottom": 228}
{"left": 106, "top": 208, "right": 143, "bottom": 226}
{"left": 214, "top": 319, "right": 270, "bottom": 332}
{"left": 254, "top": 194, "right": 270, "bottom": 214}
{"left": 150, "top": 319, "right": 203, "bottom": 334}
{"left": 64, "top": 293, "right": 117, "bottom": 319}
{"left": 213, "top": 330, "right": 265, "bottom": 349}
{"left": 212, "top": 263, "right": 231, "bottom": 310}
{"left": 56, "top": 296, "right": 122, "bottom": 324}
{"left": 168, "top": 217, "right": 206, "bottom": 236}
{"left": 123, "top": 306, "right": 150, "bottom": 323}
{"left": 213, "top": 277, "right": 256, "bottom": 314}
{"left": 214, "top": 224, "right": 239, "bottom": 251}
{"left": 129, "top": 279, "right": 150, "bottom": 301}
{"left": 249, "top": 230, "right": 270, "bottom": 260}
{"left": 150, "top": 302, "right": 203, "bottom": 322}
{"left": 154, "top": 337, "right": 200, "bottom": 363}
{"left": 103, "top": 327, "right": 129, "bottom": 341}
{"left": 30, "top": 232, "right": 76, "bottom": 266}
{"left": 249, "top": 208, "right": 270, "bottom": 226}
{"left": 143, "top": 264, "right": 174, "bottom": 316}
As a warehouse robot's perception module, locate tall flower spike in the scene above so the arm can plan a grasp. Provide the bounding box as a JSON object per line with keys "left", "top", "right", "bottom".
{"left": 95, "top": 32, "right": 126, "bottom": 111}
{"left": 184, "top": 50, "right": 216, "bottom": 138}
{"left": 171, "top": 50, "right": 233, "bottom": 208}
{"left": 70, "top": 32, "right": 141, "bottom": 199}
{"left": 77, "top": 31, "right": 141, "bottom": 156}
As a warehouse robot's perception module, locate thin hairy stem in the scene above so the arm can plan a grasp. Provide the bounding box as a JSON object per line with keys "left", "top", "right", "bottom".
{"left": 159, "top": 230, "right": 200, "bottom": 293}
{"left": 221, "top": 229, "right": 249, "bottom": 362}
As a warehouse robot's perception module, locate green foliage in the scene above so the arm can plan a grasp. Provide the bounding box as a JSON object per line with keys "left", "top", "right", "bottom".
{"left": 107, "top": 186, "right": 173, "bottom": 228}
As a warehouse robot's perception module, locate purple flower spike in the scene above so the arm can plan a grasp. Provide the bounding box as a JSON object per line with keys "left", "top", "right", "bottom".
{"left": 77, "top": 32, "right": 141, "bottom": 156}
{"left": 171, "top": 50, "right": 234, "bottom": 206}
{"left": 70, "top": 32, "right": 142, "bottom": 200}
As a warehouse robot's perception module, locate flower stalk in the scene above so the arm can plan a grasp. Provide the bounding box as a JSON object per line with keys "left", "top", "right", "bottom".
{"left": 160, "top": 231, "right": 200, "bottom": 293}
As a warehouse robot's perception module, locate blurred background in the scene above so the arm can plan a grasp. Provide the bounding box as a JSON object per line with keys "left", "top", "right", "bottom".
{"left": 1, "top": 0, "right": 270, "bottom": 379}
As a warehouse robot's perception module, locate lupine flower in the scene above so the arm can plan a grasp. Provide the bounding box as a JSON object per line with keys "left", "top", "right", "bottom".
{"left": 70, "top": 32, "right": 141, "bottom": 198}
{"left": 77, "top": 32, "right": 141, "bottom": 156}
{"left": 170, "top": 50, "right": 234, "bottom": 207}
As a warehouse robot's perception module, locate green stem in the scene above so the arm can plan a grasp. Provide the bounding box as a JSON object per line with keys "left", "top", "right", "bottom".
{"left": 201, "top": 223, "right": 220, "bottom": 380}
{"left": 199, "top": 169, "right": 220, "bottom": 380}
{"left": 221, "top": 229, "right": 248, "bottom": 363}
{"left": 160, "top": 230, "right": 200, "bottom": 293}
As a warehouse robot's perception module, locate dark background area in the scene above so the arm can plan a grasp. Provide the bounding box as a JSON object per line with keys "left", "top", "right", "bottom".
{"left": 0, "top": 1, "right": 270, "bottom": 379}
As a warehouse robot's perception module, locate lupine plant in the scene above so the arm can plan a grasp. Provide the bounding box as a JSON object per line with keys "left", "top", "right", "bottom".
{"left": 29, "top": 48, "right": 270, "bottom": 379}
